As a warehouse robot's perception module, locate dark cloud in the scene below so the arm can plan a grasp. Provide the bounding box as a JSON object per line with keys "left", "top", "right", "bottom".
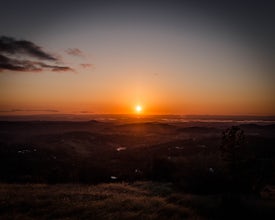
{"left": 0, "top": 36, "right": 56, "bottom": 60}
{"left": 0, "top": 54, "right": 73, "bottom": 72}
{"left": 50, "top": 66, "right": 73, "bottom": 72}
{"left": 0, "top": 54, "right": 40, "bottom": 72}
{"left": 66, "top": 48, "right": 84, "bottom": 57}
{"left": 0, "top": 36, "right": 73, "bottom": 72}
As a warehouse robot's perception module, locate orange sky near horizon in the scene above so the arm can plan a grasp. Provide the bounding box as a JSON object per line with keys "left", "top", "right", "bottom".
{"left": 0, "top": 54, "right": 274, "bottom": 116}
{"left": 0, "top": 68, "right": 274, "bottom": 116}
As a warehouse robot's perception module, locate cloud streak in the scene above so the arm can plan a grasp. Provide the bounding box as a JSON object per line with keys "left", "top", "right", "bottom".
{"left": 0, "top": 109, "right": 59, "bottom": 113}
{"left": 66, "top": 48, "right": 84, "bottom": 57}
{"left": 80, "top": 63, "right": 94, "bottom": 68}
{"left": 0, "top": 36, "right": 73, "bottom": 72}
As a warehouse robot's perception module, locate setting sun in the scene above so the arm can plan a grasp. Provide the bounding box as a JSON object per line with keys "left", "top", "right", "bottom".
{"left": 135, "top": 105, "right": 142, "bottom": 113}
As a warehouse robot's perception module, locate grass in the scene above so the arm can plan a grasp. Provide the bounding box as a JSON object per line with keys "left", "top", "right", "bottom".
{"left": 0, "top": 182, "right": 201, "bottom": 220}
{"left": 1, "top": 182, "right": 275, "bottom": 219}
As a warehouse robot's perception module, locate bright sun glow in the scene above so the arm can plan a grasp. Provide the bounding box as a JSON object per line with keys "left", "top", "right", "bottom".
{"left": 135, "top": 105, "right": 142, "bottom": 113}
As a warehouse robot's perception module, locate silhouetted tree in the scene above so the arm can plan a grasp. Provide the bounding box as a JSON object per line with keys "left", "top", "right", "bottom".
{"left": 220, "top": 126, "right": 245, "bottom": 206}
{"left": 220, "top": 126, "right": 244, "bottom": 175}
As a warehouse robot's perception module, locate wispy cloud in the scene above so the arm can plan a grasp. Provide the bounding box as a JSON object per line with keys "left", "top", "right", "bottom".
{"left": 79, "top": 111, "right": 93, "bottom": 114}
{"left": 0, "top": 109, "right": 59, "bottom": 113}
{"left": 80, "top": 63, "right": 94, "bottom": 68}
{"left": 0, "top": 36, "right": 73, "bottom": 72}
{"left": 66, "top": 48, "right": 84, "bottom": 57}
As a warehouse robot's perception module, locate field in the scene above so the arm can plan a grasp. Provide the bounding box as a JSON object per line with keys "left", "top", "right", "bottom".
{"left": 0, "top": 115, "right": 275, "bottom": 219}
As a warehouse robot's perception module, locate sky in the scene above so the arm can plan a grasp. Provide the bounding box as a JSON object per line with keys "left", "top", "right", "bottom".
{"left": 0, "top": 0, "right": 274, "bottom": 115}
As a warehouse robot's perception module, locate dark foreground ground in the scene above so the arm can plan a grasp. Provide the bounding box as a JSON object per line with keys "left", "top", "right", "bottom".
{"left": 1, "top": 182, "right": 275, "bottom": 220}
{"left": 0, "top": 115, "right": 275, "bottom": 219}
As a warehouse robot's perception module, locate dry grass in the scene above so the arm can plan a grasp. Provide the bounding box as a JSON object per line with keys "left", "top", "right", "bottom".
{"left": 1, "top": 182, "right": 274, "bottom": 220}
{"left": 0, "top": 182, "right": 201, "bottom": 220}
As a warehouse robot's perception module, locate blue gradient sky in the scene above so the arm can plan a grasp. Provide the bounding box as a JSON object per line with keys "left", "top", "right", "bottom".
{"left": 0, "top": 0, "right": 274, "bottom": 115}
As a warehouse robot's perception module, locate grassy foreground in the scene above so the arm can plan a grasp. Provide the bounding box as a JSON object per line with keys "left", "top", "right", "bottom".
{"left": 0, "top": 182, "right": 274, "bottom": 220}
{"left": 0, "top": 182, "right": 200, "bottom": 220}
